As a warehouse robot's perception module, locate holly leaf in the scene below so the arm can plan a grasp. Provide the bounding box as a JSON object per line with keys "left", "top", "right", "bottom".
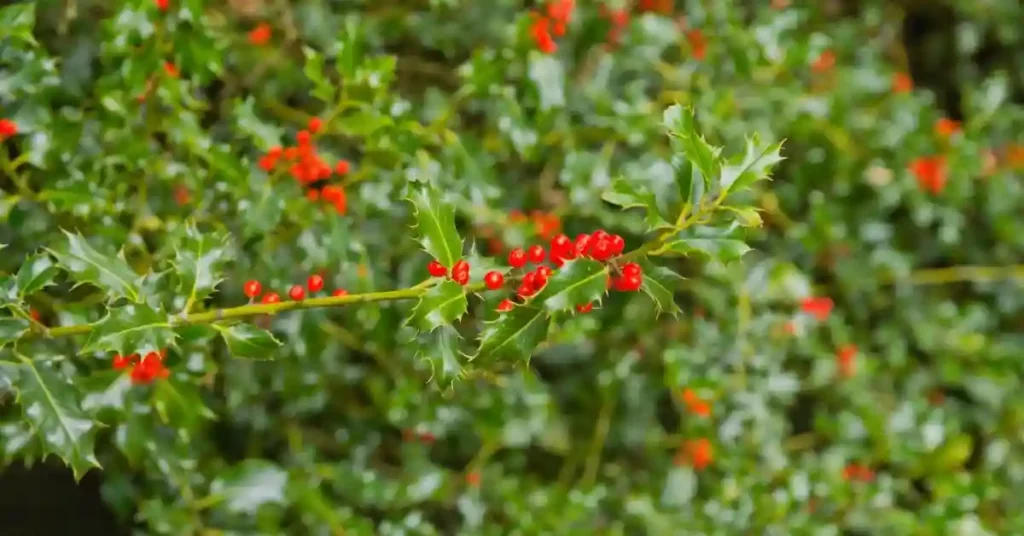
{"left": 654, "top": 223, "right": 752, "bottom": 264}
{"left": 406, "top": 280, "right": 468, "bottom": 332}
{"left": 16, "top": 254, "right": 60, "bottom": 298}
{"left": 475, "top": 304, "right": 550, "bottom": 363}
{"left": 602, "top": 179, "right": 673, "bottom": 230}
{"left": 637, "top": 258, "right": 684, "bottom": 317}
{"left": 718, "top": 134, "right": 784, "bottom": 193}
{"left": 215, "top": 323, "right": 281, "bottom": 359}
{"left": 81, "top": 304, "right": 176, "bottom": 356}
{"left": 0, "top": 3, "right": 37, "bottom": 46}
{"left": 210, "top": 460, "right": 288, "bottom": 515}
{"left": 536, "top": 259, "right": 608, "bottom": 312}
{"left": 663, "top": 104, "right": 721, "bottom": 181}
{"left": 417, "top": 325, "right": 465, "bottom": 385}
{"left": 407, "top": 187, "right": 463, "bottom": 268}
{"left": 47, "top": 231, "right": 142, "bottom": 303}
{"left": 0, "top": 317, "right": 29, "bottom": 348}
{"left": 173, "top": 225, "right": 230, "bottom": 307}
{"left": 15, "top": 359, "right": 101, "bottom": 480}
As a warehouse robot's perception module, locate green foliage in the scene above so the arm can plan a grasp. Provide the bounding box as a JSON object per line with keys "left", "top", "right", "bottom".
{"left": 1, "top": 0, "right": 1023, "bottom": 534}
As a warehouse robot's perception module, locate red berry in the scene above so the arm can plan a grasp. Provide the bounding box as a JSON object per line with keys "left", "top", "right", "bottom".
{"left": 517, "top": 281, "right": 536, "bottom": 298}
{"left": 296, "top": 130, "right": 312, "bottom": 145}
{"left": 267, "top": 146, "right": 283, "bottom": 158}
{"left": 258, "top": 155, "right": 277, "bottom": 172}
{"left": 591, "top": 239, "right": 613, "bottom": 261}
{"left": 615, "top": 274, "right": 643, "bottom": 292}
{"left": 532, "top": 268, "right": 548, "bottom": 290}
{"left": 536, "top": 265, "right": 553, "bottom": 278}
{"left": 508, "top": 248, "right": 527, "bottom": 268}
{"left": 332, "top": 289, "right": 349, "bottom": 297}
{"left": 621, "top": 262, "right": 642, "bottom": 278}
{"left": 592, "top": 229, "right": 610, "bottom": 242}
{"left": 496, "top": 299, "right": 515, "bottom": 312}
{"left": 288, "top": 285, "right": 305, "bottom": 301}
{"left": 155, "top": 0, "right": 169, "bottom": 10}
{"left": 576, "top": 302, "right": 594, "bottom": 313}
{"left": 452, "top": 260, "right": 469, "bottom": 274}
{"left": 575, "top": 234, "right": 593, "bottom": 257}
{"left": 609, "top": 234, "right": 625, "bottom": 255}
{"left": 527, "top": 245, "right": 546, "bottom": 264}
{"left": 243, "top": 280, "right": 262, "bottom": 298}
{"left": 550, "top": 234, "right": 572, "bottom": 257}
{"left": 484, "top": 271, "right": 505, "bottom": 290}
{"left": 262, "top": 292, "right": 280, "bottom": 304}
{"left": 308, "top": 117, "right": 322, "bottom": 133}
{"left": 112, "top": 354, "right": 131, "bottom": 369}
{"left": 427, "top": 260, "right": 447, "bottom": 277}
{"left": 523, "top": 271, "right": 537, "bottom": 288}
{"left": 307, "top": 274, "right": 324, "bottom": 293}
{"left": 335, "top": 159, "right": 351, "bottom": 175}
{"left": 451, "top": 260, "right": 470, "bottom": 285}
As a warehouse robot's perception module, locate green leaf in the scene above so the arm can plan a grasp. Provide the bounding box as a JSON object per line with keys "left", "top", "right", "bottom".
{"left": 602, "top": 179, "right": 673, "bottom": 230}
{"left": 537, "top": 259, "right": 608, "bottom": 313}
{"left": 663, "top": 105, "right": 721, "bottom": 180}
{"left": 15, "top": 359, "right": 101, "bottom": 480}
{"left": 215, "top": 323, "right": 281, "bottom": 359}
{"left": 81, "top": 304, "right": 176, "bottom": 356}
{"left": 0, "top": 3, "right": 37, "bottom": 46}
{"left": 417, "top": 325, "right": 465, "bottom": 384}
{"left": 173, "top": 225, "right": 229, "bottom": 307}
{"left": 406, "top": 280, "right": 468, "bottom": 332}
{"left": 475, "top": 305, "right": 550, "bottom": 363}
{"left": 675, "top": 161, "right": 707, "bottom": 210}
{"left": 303, "top": 46, "right": 336, "bottom": 103}
{"left": 48, "top": 231, "right": 142, "bottom": 303}
{"left": 637, "top": 258, "right": 684, "bottom": 317}
{"left": 16, "top": 254, "right": 60, "bottom": 298}
{"left": 0, "top": 317, "right": 29, "bottom": 348}
{"left": 655, "top": 223, "right": 752, "bottom": 264}
{"left": 407, "top": 187, "right": 463, "bottom": 269}
{"left": 718, "top": 135, "right": 784, "bottom": 193}
{"left": 660, "top": 466, "right": 697, "bottom": 507}
{"left": 210, "top": 460, "right": 288, "bottom": 514}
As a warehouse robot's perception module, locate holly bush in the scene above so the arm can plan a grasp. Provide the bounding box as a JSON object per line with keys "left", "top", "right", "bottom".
{"left": 2, "top": 0, "right": 1024, "bottom": 534}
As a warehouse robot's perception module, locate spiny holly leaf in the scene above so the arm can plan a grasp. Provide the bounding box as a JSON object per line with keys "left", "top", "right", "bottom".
{"left": 15, "top": 359, "right": 101, "bottom": 480}
{"left": 663, "top": 104, "right": 721, "bottom": 180}
{"left": 48, "top": 231, "right": 142, "bottom": 303}
{"left": 602, "top": 179, "right": 673, "bottom": 231}
{"left": 536, "top": 259, "right": 608, "bottom": 312}
{"left": 0, "top": 317, "right": 30, "bottom": 348}
{"left": 215, "top": 323, "right": 281, "bottom": 359}
{"left": 655, "top": 223, "right": 752, "bottom": 264}
{"left": 15, "top": 254, "right": 60, "bottom": 298}
{"left": 637, "top": 258, "right": 684, "bottom": 317}
{"left": 475, "top": 304, "right": 550, "bottom": 363}
{"left": 81, "top": 304, "right": 176, "bottom": 356}
{"left": 210, "top": 460, "right": 288, "bottom": 515}
{"left": 406, "top": 280, "right": 468, "bottom": 332}
{"left": 417, "top": 325, "right": 465, "bottom": 385}
{"left": 407, "top": 187, "right": 463, "bottom": 269}
{"left": 719, "top": 134, "right": 784, "bottom": 193}
{"left": 173, "top": 225, "right": 230, "bottom": 307}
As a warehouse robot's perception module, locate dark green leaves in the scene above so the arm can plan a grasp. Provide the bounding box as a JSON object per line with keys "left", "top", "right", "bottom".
{"left": 417, "top": 325, "right": 465, "bottom": 384}
{"left": 475, "top": 305, "right": 549, "bottom": 363}
{"left": 14, "top": 359, "right": 101, "bottom": 480}
{"left": 663, "top": 105, "right": 721, "bottom": 181}
{"left": 537, "top": 259, "right": 608, "bottom": 312}
{"left": 15, "top": 254, "right": 59, "bottom": 298}
{"left": 406, "top": 280, "right": 468, "bottom": 332}
{"left": 0, "top": 317, "right": 29, "bottom": 348}
{"left": 637, "top": 258, "right": 684, "bottom": 317}
{"left": 655, "top": 223, "right": 752, "bottom": 264}
{"left": 601, "top": 179, "right": 673, "bottom": 230}
{"left": 173, "top": 225, "right": 229, "bottom": 308}
{"left": 718, "top": 134, "right": 784, "bottom": 193}
{"left": 215, "top": 324, "right": 281, "bottom": 359}
{"left": 0, "top": 3, "right": 37, "bottom": 46}
{"left": 81, "top": 304, "right": 176, "bottom": 356}
{"left": 48, "top": 231, "right": 141, "bottom": 303}
{"left": 407, "top": 187, "right": 463, "bottom": 269}
{"left": 209, "top": 460, "right": 288, "bottom": 514}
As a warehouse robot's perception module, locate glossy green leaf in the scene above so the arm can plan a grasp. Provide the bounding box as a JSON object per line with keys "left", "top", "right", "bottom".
{"left": 0, "top": 317, "right": 29, "bottom": 348}
{"left": 475, "top": 304, "right": 550, "bottom": 363}
{"left": 718, "top": 135, "right": 784, "bottom": 193}
{"left": 537, "top": 259, "right": 608, "bottom": 313}
{"left": 406, "top": 280, "right": 468, "bottom": 332}
{"left": 173, "top": 225, "right": 229, "bottom": 307}
{"left": 81, "top": 304, "right": 176, "bottom": 356}
{"left": 663, "top": 105, "right": 721, "bottom": 180}
{"left": 407, "top": 187, "right": 463, "bottom": 269}
{"left": 47, "top": 231, "right": 142, "bottom": 303}
{"left": 15, "top": 254, "right": 60, "bottom": 298}
{"left": 637, "top": 258, "right": 684, "bottom": 317}
{"left": 15, "top": 359, "right": 101, "bottom": 480}
{"left": 661, "top": 466, "right": 697, "bottom": 507}
{"left": 417, "top": 325, "right": 465, "bottom": 384}
{"left": 210, "top": 460, "right": 288, "bottom": 514}
{"left": 215, "top": 323, "right": 281, "bottom": 359}
{"left": 602, "top": 179, "right": 673, "bottom": 230}
{"left": 655, "top": 223, "right": 752, "bottom": 264}
{"left": 0, "top": 3, "right": 36, "bottom": 46}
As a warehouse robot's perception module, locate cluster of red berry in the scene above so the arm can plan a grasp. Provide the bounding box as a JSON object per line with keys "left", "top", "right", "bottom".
{"left": 243, "top": 275, "right": 348, "bottom": 304}
{"left": 248, "top": 22, "right": 272, "bottom": 46}
{"left": 681, "top": 388, "right": 711, "bottom": 417}
{"left": 154, "top": 0, "right": 169, "bottom": 11}
{"left": 529, "top": 0, "right": 575, "bottom": 54}
{"left": 674, "top": 437, "right": 713, "bottom": 471}
{"left": 0, "top": 119, "right": 17, "bottom": 142}
{"left": 598, "top": 5, "right": 631, "bottom": 49}
{"left": 112, "top": 350, "right": 170, "bottom": 384}
{"left": 257, "top": 117, "right": 350, "bottom": 214}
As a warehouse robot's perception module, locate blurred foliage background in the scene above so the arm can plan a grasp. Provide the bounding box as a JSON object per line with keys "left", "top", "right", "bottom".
{"left": 1, "top": 0, "right": 1023, "bottom": 534}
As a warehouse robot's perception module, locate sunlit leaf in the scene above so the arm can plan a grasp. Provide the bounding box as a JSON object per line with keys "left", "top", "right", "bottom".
{"left": 407, "top": 187, "right": 463, "bottom": 269}
{"left": 406, "top": 280, "right": 468, "bottom": 332}
{"left": 48, "top": 231, "right": 142, "bottom": 303}
{"left": 215, "top": 323, "right": 281, "bottom": 359}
